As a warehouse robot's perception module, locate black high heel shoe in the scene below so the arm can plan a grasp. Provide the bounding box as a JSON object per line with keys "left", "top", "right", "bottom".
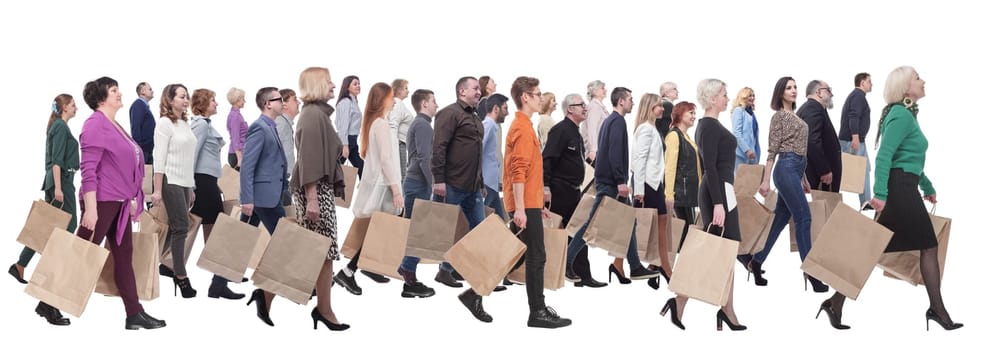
{"left": 926, "top": 309, "right": 963, "bottom": 331}
{"left": 647, "top": 266, "right": 670, "bottom": 290}
{"left": 311, "top": 307, "right": 350, "bottom": 331}
{"left": 246, "top": 289, "right": 274, "bottom": 326}
{"left": 748, "top": 260, "right": 767, "bottom": 286}
{"left": 173, "top": 276, "right": 197, "bottom": 298}
{"left": 607, "top": 264, "right": 631, "bottom": 284}
{"left": 9, "top": 264, "right": 27, "bottom": 284}
{"left": 659, "top": 298, "right": 685, "bottom": 330}
{"left": 816, "top": 299, "right": 850, "bottom": 330}
{"left": 716, "top": 309, "right": 747, "bottom": 331}
{"left": 804, "top": 273, "right": 829, "bottom": 293}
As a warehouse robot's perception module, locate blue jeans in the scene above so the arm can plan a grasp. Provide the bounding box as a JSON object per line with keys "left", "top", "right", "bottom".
{"left": 566, "top": 182, "right": 643, "bottom": 269}
{"left": 483, "top": 186, "right": 507, "bottom": 220}
{"left": 254, "top": 205, "right": 286, "bottom": 235}
{"left": 754, "top": 153, "right": 813, "bottom": 262}
{"left": 839, "top": 140, "right": 871, "bottom": 206}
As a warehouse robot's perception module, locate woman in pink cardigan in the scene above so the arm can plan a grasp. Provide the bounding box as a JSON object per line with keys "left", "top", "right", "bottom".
{"left": 77, "top": 77, "right": 166, "bottom": 330}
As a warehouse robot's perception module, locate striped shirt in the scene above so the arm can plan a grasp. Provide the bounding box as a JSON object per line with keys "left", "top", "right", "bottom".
{"left": 334, "top": 96, "right": 362, "bottom": 144}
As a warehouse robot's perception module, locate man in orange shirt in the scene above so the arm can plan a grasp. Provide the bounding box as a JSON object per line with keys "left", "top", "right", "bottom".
{"left": 503, "top": 76, "right": 572, "bottom": 329}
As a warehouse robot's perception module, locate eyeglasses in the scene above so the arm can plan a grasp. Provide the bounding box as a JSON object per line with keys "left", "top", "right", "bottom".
{"left": 569, "top": 103, "right": 586, "bottom": 108}
{"left": 526, "top": 92, "right": 542, "bottom": 98}
{"left": 268, "top": 97, "right": 283, "bottom": 103}
{"left": 818, "top": 88, "right": 832, "bottom": 94}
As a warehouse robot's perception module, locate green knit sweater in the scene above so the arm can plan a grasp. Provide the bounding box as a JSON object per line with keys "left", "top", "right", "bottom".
{"left": 874, "top": 105, "right": 934, "bottom": 201}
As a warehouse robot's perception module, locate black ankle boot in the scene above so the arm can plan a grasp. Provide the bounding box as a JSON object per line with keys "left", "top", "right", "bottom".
{"left": 208, "top": 276, "right": 245, "bottom": 300}
{"left": 35, "top": 301, "right": 70, "bottom": 326}
{"left": 749, "top": 260, "right": 767, "bottom": 286}
{"left": 125, "top": 311, "right": 166, "bottom": 330}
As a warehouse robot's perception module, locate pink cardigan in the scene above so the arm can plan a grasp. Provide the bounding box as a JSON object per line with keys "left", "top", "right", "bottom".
{"left": 79, "top": 111, "right": 145, "bottom": 244}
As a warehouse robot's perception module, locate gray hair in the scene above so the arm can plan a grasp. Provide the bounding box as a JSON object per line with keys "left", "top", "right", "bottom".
{"left": 586, "top": 80, "right": 605, "bottom": 99}
{"left": 660, "top": 81, "right": 677, "bottom": 96}
{"left": 562, "top": 93, "right": 584, "bottom": 117}
{"left": 696, "top": 78, "right": 726, "bottom": 110}
{"left": 806, "top": 80, "right": 823, "bottom": 97}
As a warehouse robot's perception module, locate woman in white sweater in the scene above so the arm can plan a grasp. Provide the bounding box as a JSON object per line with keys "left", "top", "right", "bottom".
{"left": 333, "top": 82, "right": 405, "bottom": 295}
{"left": 628, "top": 93, "right": 671, "bottom": 289}
{"left": 151, "top": 83, "right": 197, "bottom": 298}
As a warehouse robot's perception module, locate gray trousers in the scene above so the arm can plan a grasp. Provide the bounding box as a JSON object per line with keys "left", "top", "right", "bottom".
{"left": 161, "top": 175, "right": 191, "bottom": 276}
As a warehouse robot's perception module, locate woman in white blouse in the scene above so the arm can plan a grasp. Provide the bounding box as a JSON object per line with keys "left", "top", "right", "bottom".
{"left": 333, "top": 82, "right": 405, "bottom": 295}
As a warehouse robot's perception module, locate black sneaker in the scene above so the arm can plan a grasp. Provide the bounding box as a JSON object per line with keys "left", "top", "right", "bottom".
{"left": 402, "top": 282, "right": 436, "bottom": 298}
{"left": 528, "top": 306, "right": 572, "bottom": 328}
{"left": 629, "top": 266, "right": 660, "bottom": 280}
{"left": 333, "top": 270, "right": 362, "bottom": 295}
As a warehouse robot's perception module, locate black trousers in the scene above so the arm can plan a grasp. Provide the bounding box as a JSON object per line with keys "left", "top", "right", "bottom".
{"left": 549, "top": 180, "right": 593, "bottom": 279}
{"left": 508, "top": 209, "right": 546, "bottom": 311}
{"left": 672, "top": 206, "right": 696, "bottom": 253}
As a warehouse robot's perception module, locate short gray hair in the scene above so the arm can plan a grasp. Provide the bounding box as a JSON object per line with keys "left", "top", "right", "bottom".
{"left": 696, "top": 78, "right": 725, "bottom": 110}
{"left": 586, "top": 80, "right": 605, "bottom": 99}
{"left": 660, "top": 82, "right": 677, "bottom": 96}
{"left": 805, "top": 80, "right": 823, "bottom": 97}
{"left": 562, "top": 93, "right": 584, "bottom": 117}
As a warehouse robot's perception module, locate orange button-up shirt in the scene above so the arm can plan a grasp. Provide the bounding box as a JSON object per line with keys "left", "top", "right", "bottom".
{"left": 504, "top": 111, "right": 544, "bottom": 211}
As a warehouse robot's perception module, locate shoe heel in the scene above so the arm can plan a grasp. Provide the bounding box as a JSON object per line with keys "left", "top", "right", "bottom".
{"left": 660, "top": 299, "right": 672, "bottom": 317}
{"left": 716, "top": 317, "right": 723, "bottom": 331}
{"left": 804, "top": 275, "right": 808, "bottom": 291}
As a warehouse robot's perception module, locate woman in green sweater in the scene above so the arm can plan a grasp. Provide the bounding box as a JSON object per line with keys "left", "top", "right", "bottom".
{"left": 816, "top": 66, "right": 962, "bottom": 331}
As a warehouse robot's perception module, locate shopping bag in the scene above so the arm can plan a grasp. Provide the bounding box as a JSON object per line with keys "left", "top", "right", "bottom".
{"left": 94, "top": 230, "right": 160, "bottom": 300}
{"left": 801, "top": 203, "right": 893, "bottom": 300}
{"left": 404, "top": 199, "right": 469, "bottom": 262}
{"left": 668, "top": 224, "right": 738, "bottom": 307}
{"left": 17, "top": 199, "right": 72, "bottom": 253}
{"left": 840, "top": 153, "right": 867, "bottom": 194}
{"left": 878, "top": 207, "right": 952, "bottom": 286}
{"left": 358, "top": 212, "right": 410, "bottom": 280}
{"left": 252, "top": 219, "right": 331, "bottom": 305}
{"left": 196, "top": 213, "right": 261, "bottom": 282}
{"left": 25, "top": 228, "right": 109, "bottom": 317}
{"left": 734, "top": 164, "right": 765, "bottom": 197}
{"left": 582, "top": 196, "right": 635, "bottom": 258}
{"left": 444, "top": 215, "right": 526, "bottom": 296}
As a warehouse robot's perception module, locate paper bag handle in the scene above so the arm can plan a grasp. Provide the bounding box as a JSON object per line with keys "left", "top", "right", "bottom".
{"left": 505, "top": 219, "right": 526, "bottom": 236}
{"left": 48, "top": 199, "right": 65, "bottom": 210}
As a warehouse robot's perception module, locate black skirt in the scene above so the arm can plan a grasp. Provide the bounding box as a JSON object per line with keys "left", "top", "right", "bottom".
{"left": 878, "top": 168, "right": 937, "bottom": 252}
{"left": 643, "top": 182, "right": 668, "bottom": 215}
{"left": 698, "top": 179, "right": 740, "bottom": 242}
{"left": 190, "top": 173, "right": 224, "bottom": 225}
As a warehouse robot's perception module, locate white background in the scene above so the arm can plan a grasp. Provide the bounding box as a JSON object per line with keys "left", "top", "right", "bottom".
{"left": 1, "top": 0, "right": 1001, "bottom": 348}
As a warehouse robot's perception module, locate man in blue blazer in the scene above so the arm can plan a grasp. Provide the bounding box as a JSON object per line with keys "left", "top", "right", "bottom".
{"left": 240, "top": 87, "right": 289, "bottom": 234}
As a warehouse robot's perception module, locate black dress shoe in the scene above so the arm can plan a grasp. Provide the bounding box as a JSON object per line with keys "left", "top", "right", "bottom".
{"left": 629, "top": 266, "right": 660, "bottom": 280}
{"left": 573, "top": 278, "right": 608, "bottom": 288}
{"left": 35, "top": 302, "right": 70, "bottom": 326}
{"left": 333, "top": 270, "right": 363, "bottom": 295}
{"left": 158, "top": 264, "right": 175, "bottom": 278}
{"left": 208, "top": 283, "right": 246, "bottom": 300}
{"left": 503, "top": 278, "right": 513, "bottom": 286}
{"left": 450, "top": 270, "right": 465, "bottom": 281}
{"left": 9, "top": 264, "right": 27, "bottom": 284}
{"left": 493, "top": 285, "right": 507, "bottom": 292}
{"left": 435, "top": 269, "right": 462, "bottom": 288}
{"left": 402, "top": 282, "right": 436, "bottom": 298}
{"left": 528, "top": 306, "right": 572, "bottom": 328}
{"left": 360, "top": 269, "right": 390, "bottom": 283}
{"left": 458, "top": 289, "right": 492, "bottom": 323}
{"left": 125, "top": 311, "right": 166, "bottom": 330}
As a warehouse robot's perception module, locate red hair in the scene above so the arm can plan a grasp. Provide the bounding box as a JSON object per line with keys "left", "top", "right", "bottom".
{"left": 671, "top": 101, "right": 696, "bottom": 126}
{"left": 360, "top": 82, "right": 393, "bottom": 158}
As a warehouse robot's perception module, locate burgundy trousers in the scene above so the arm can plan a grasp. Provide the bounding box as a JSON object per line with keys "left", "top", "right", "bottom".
{"left": 76, "top": 201, "right": 143, "bottom": 317}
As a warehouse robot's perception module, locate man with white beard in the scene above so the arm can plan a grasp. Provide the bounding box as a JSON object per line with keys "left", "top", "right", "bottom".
{"left": 797, "top": 80, "right": 842, "bottom": 192}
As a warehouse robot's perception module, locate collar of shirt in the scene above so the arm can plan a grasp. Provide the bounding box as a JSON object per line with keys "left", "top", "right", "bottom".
{"left": 456, "top": 99, "right": 477, "bottom": 114}
{"left": 416, "top": 113, "right": 432, "bottom": 123}
{"left": 516, "top": 110, "right": 532, "bottom": 122}
{"left": 138, "top": 98, "right": 149, "bottom": 107}
{"left": 193, "top": 115, "right": 211, "bottom": 124}
{"left": 260, "top": 114, "right": 278, "bottom": 128}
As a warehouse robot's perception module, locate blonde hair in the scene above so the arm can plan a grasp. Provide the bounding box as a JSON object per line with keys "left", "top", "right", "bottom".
{"left": 634, "top": 93, "right": 662, "bottom": 131}
{"left": 883, "top": 66, "right": 916, "bottom": 104}
{"left": 540, "top": 92, "right": 556, "bottom": 115}
{"left": 226, "top": 87, "right": 245, "bottom": 105}
{"left": 299, "top": 67, "right": 332, "bottom": 103}
{"left": 696, "top": 78, "right": 726, "bottom": 110}
{"left": 391, "top": 79, "right": 409, "bottom": 97}
{"left": 731, "top": 87, "right": 754, "bottom": 111}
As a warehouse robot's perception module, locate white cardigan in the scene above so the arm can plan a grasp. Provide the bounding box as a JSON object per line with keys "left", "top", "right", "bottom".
{"left": 351, "top": 117, "right": 402, "bottom": 217}
{"left": 631, "top": 123, "right": 665, "bottom": 196}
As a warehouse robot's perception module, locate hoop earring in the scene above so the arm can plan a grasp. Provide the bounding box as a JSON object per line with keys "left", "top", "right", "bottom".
{"left": 902, "top": 97, "right": 913, "bottom": 107}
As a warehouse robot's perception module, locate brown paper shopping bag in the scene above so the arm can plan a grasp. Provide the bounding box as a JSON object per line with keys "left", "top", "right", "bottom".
{"left": 565, "top": 194, "right": 595, "bottom": 237}
{"left": 143, "top": 165, "right": 154, "bottom": 200}
{"left": 248, "top": 224, "right": 271, "bottom": 270}
{"left": 507, "top": 227, "right": 568, "bottom": 290}
{"left": 444, "top": 214, "right": 527, "bottom": 296}
{"left": 840, "top": 153, "right": 867, "bottom": 194}
{"left": 358, "top": 212, "right": 410, "bottom": 280}
{"left": 336, "top": 165, "right": 358, "bottom": 208}
{"left": 738, "top": 196, "right": 773, "bottom": 255}
{"left": 404, "top": 199, "right": 469, "bottom": 262}
{"left": 801, "top": 203, "right": 893, "bottom": 300}
{"left": 613, "top": 208, "right": 657, "bottom": 261}
{"left": 583, "top": 196, "right": 636, "bottom": 258}
{"left": 17, "top": 200, "right": 73, "bottom": 253}
{"left": 878, "top": 208, "right": 952, "bottom": 286}
{"left": 197, "top": 213, "right": 262, "bottom": 282}
{"left": 156, "top": 211, "right": 202, "bottom": 269}
{"left": 218, "top": 165, "right": 241, "bottom": 201}
{"left": 252, "top": 219, "right": 331, "bottom": 305}
{"left": 340, "top": 217, "right": 370, "bottom": 258}
{"left": 95, "top": 230, "right": 160, "bottom": 300}
{"left": 25, "top": 228, "right": 110, "bottom": 317}
{"left": 668, "top": 224, "right": 739, "bottom": 307}
{"left": 734, "top": 164, "right": 765, "bottom": 197}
